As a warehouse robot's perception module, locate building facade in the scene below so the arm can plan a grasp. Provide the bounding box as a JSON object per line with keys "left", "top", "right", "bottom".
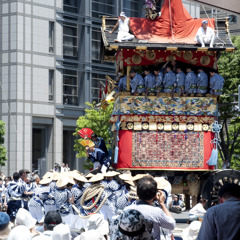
{"left": 0, "top": 0, "right": 204, "bottom": 175}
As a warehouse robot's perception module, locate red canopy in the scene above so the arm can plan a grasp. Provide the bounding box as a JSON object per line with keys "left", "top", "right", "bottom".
{"left": 130, "top": 0, "right": 215, "bottom": 44}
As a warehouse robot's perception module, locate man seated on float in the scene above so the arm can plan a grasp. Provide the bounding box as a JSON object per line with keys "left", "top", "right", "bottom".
{"left": 85, "top": 146, "right": 110, "bottom": 174}
{"left": 175, "top": 65, "right": 186, "bottom": 95}
{"left": 209, "top": 69, "right": 225, "bottom": 95}
{"left": 144, "top": 68, "right": 156, "bottom": 95}
{"left": 154, "top": 67, "right": 164, "bottom": 96}
{"left": 197, "top": 67, "right": 208, "bottom": 95}
{"left": 163, "top": 65, "right": 176, "bottom": 93}
{"left": 195, "top": 20, "right": 215, "bottom": 48}
{"left": 109, "top": 12, "right": 134, "bottom": 43}
{"left": 185, "top": 66, "right": 197, "bottom": 95}
{"left": 130, "top": 69, "right": 145, "bottom": 95}
{"left": 189, "top": 198, "right": 207, "bottom": 221}
{"left": 118, "top": 74, "right": 127, "bottom": 92}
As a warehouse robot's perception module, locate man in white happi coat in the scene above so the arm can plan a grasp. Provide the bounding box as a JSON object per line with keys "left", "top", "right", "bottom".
{"left": 195, "top": 20, "right": 215, "bottom": 48}
{"left": 109, "top": 12, "right": 134, "bottom": 42}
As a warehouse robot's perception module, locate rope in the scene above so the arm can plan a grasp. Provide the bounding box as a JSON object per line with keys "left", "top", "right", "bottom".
{"left": 168, "top": 0, "right": 175, "bottom": 42}
{"left": 75, "top": 184, "right": 108, "bottom": 219}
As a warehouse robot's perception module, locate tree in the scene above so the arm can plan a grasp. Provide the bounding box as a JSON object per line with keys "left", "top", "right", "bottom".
{"left": 74, "top": 101, "right": 114, "bottom": 169}
{"left": 217, "top": 36, "right": 240, "bottom": 170}
{"left": 0, "top": 121, "right": 7, "bottom": 166}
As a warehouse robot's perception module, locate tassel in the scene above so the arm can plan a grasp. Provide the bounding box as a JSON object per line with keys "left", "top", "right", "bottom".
{"left": 114, "top": 146, "right": 119, "bottom": 164}
{"left": 207, "top": 148, "right": 218, "bottom": 166}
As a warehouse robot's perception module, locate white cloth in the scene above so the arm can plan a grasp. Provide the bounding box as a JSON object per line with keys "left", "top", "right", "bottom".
{"left": 33, "top": 230, "right": 53, "bottom": 240}
{"left": 8, "top": 225, "right": 32, "bottom": 240}
{"left": 15, "top": 208, "right": 37, "bottom": 229}
{"left": 100, "top": 204, "right": 115, "bottom": 221}
{"left": 189, "top": 203, "right": 206, "bottom": 216}
{"left": 44, "top": 205, "right": 56, "bottom": 215}
{"left": 70, "top": 215, "right": 89, "bottom": 230}
{"left": 74, "top": 230, "right": 105, "bottom": 240}
{"left": 61, "top": 213, "right": 76, "bottom": 228}
{"left": 195, "top": 27, "right": 215, "bottom": 46}
{"left": 29, "top": 206, "right": 45, "bottom": 223}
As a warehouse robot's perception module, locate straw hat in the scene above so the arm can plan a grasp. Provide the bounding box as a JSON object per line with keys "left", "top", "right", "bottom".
{"left": 85, "top": 172, "right": 94, "bottom": 178}
{"left": 119, "top": 173, "right": 132, "bottom": 181}
{"left": 52, "top": 172, "right": 60, "bottom": 181}
{"left": 72, "top": 173, "right": 88, "bottom": 183}
{"left": 154, "top": 177, "right": 169, "bottom": 190}
{"left": 131, "top": 174, "right": 150, "bottom": 182}
{"left": 88, "top": 173, "right": 104, "bottom": 183}
{"left": 42, "top": 172, "right": 53, "bottom": 179}
{"left": 125, "top": 180, "right": 135, "bottom": 187}
{"left": 39, "top": 177, "right": 52, "bottom": 185}
{"left": 104, "top": 171, "right": 120, "bottom": 177}
{"left": 56, "top": 176, "right": 75, "bottom": 188}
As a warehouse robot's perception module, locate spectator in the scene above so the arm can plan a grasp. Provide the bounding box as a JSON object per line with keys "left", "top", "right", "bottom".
{"left": 8, "top": 225, "right": 32, "bottom": 240}
{"left": 52, "top": 223, "right": 71, "bottom": 240}
{"left": 197, "top": 183, "right": 240, "bottom": 240}
{"left": 77, "top": 230, "right": 105, "bottom": 240}
{"left": 189, "top": 198, "right": 207, "bottom": 221}
{"left": 169, "top": 195, "right": 184, "bottom": 214}
{"left": 0, "top": 212, "right": 11, "bottom": 240}
{"left": 124, "top": 176, "right": 175, "bottom": 240}
{"left": 110, "top": 209, "right": 154, "bottom": 240}
{"left": 33, "top": 211, "right": 62, "bottom": 240}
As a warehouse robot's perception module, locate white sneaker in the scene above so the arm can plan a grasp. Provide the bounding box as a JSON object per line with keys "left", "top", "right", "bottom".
{"left": 210, "top": 44, "right": 213, "bottom": 48}
{"left": 201, "top": 44, "right": 205, "bottom": 48}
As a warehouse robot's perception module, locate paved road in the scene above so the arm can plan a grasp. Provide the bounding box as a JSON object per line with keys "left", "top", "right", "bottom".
{"left": 172, "top": 211, "right": 190, "bottom": 238}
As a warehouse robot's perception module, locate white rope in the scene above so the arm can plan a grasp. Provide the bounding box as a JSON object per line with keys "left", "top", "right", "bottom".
{"left": 168, "top": 0, "right": 175, "bottom": 42}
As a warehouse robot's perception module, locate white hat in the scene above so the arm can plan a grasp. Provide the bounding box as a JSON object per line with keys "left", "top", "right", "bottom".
{"left": 15, "top": 208, "right": 36, "bottom": 229}
{"left": 72, "top": 173, "right": 88, "bottom": 183}
{"left": 79, "top": 230, "right": 105, "bottom": 240}
{"left": 154, "top": 177, "right": 169, "bottom": 190}
{"left": 52, "top": 223, "right": 71, "bottom": 240}
{"left": 39, "top": 177, "right": 52, "bottom": 185}
{"left": 8, "top": 225, "right": 32, "bottom": 240}
{"left": 182, "top": 221, "right": 202, "bottom": 240}
{"left": 42, "top": 172, "right": 53, "bottom": 179}
{"left": 85, "top": 172, "right": 94, "bottom": 178}
{"left": 202, "top": 20, "right": 208, "bottom": 24}
{"left": 104, "top": 171, "right": 120, "bottom": 177}
{"left": 87, "top": 213, "right": 109, "bottom": 236}
{"left": 120, "top": 12, "right": 126, "bottom": 17}
{"left": 131, "top": 174, "right": 150, "bottom": 182}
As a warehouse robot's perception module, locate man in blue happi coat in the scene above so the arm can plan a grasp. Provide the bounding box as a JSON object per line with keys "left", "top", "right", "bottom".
{"left": 144, "top": 69, "right": 156, "bottom": 95}
{"left": 197, "top": 67, "right": 208, "bottom": 94}
{"left": 7, "top": 172, "right": 25, "bottom": 222}
{"left": 185, "top": 66, "right": 197, "bottom": 95}
{"left": 86, "top": 146, "right": 111, "bottom": 174}
{"left": 163, "top": 65, "right": 176, "bottom": 93}
{"left": 118, "top": 75, "right": 127, "bottom": 92}
{"left": 154, "top": 68, "right": 164, "bottom": 96}
{"left": 175, "top": 66, "right": 186, "bottom": 95}
{"left": 91, "top": 133, "right": 108, "bottom": 155}
{"left": 130, "top": 69, "right": 145, "bottom": 94}
{"left": 209, "top": 69, "right": 224, "bottom": 95}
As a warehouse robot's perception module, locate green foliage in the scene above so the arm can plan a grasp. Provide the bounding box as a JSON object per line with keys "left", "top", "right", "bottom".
{"left": 0, "top": 121, "right": 7, "bottom": 166}
{"left": 217, "top": 36, "right": 240, "bottom": 170}
{"left": 74, "top": 101, "right": 114, "bottom": 169}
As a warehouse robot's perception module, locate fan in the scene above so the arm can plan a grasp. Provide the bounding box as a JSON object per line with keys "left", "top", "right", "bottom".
{"left": 78, "top": 128, "right": 94, "bottom": 139}
{"left": 79, "top": 139, "right": 95, "bottom": 148}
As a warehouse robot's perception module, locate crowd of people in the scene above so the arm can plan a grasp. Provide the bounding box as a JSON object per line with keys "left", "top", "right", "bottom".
{"left": 0, "top": 167, "right": 239, "bottom": 240}
{"left": 117, "top": 62, "right": 224, "bottom": 97}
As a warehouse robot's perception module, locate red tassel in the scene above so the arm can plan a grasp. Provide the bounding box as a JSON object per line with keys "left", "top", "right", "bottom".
{"left": 105, "top": 78, "right": 108, "bottom": 94}
{"left": 99, "top": 84, "right": 102, "bottom": 99}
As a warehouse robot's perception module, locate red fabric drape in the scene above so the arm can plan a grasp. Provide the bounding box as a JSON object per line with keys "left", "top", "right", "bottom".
{"left": 130, "top": 0, "right": 215, "bottom": 44}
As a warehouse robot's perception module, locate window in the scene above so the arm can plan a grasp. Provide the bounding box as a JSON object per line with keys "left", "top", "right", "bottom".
{"left": 49, "top": 22, "right": 54, "bottom": 53}
{"left": 49, "top": 70, "right": 54, "bottom": 101}
{"left": 63, "top": 0, "right": 78, "bottom": 13}
{"left": 63, "top": 23, "right": 78, "bottom": 58}
{"left": 63, "top": 69, "right": 78, "bottom": 105}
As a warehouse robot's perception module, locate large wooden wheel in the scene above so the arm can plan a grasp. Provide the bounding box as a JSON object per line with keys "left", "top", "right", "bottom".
{"left": 201, "top": 169, "right": 240, "bottom": 208}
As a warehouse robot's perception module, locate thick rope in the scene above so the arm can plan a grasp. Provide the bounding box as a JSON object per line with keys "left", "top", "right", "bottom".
{"left": 73, "top": 183, "right": 108, "bottom": 219}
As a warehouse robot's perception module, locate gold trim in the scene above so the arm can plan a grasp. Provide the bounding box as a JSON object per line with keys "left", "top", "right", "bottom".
{"left": 126, "top": 66, "right": 131, "bottom": 91}
{"left": 102, "top": 16, "right": 106, "bottom": 31}
{"left": 109, "top": 45, "right": 119, "bottom": 50}
{"left": 136, "top": 46, "right": 147, "bottom": 50}
{"left": 197, "top": 47, "right": 208, "bottom": 52}
{"left": 225, "top": 47, "right": 235, "bottom": 52}
{"left": 166, "top": 47, "right": 178, "bottom": 51}
{"left": 115, "top": 168, "right": 213, "bottom": 171}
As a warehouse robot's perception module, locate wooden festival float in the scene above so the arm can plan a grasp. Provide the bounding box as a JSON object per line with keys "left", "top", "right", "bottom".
{"left": 100, "top": 0, "right": 240, "bottom": 207}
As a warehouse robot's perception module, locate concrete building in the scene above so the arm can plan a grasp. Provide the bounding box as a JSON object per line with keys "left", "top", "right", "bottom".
{"left": 0, "top": 0, "right": 208, "bottom": 176}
